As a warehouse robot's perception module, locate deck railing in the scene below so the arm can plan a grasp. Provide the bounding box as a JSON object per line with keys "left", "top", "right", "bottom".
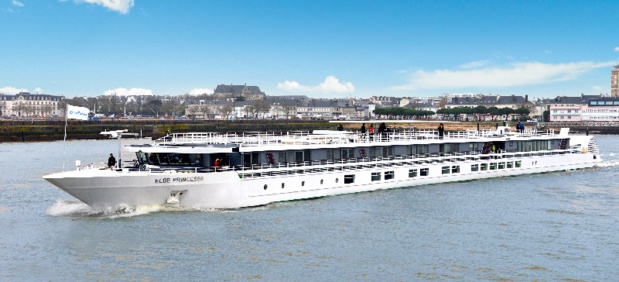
{"left": 157, "top": 128, "right": 554, "bottom": 147}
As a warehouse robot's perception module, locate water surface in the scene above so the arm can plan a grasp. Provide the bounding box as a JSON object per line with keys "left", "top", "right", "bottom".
{"left": 1, "top": 136, "right": 618, "bottom": 280}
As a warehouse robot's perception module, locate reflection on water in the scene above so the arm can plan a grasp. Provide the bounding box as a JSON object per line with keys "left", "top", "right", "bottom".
{"left": 0, "top": 136, "right": 618, "bottom": 280}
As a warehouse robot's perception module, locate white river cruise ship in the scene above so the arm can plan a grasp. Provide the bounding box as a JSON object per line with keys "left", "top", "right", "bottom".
{"left": 44, "top": 125, "right": 600, "bottom": 210}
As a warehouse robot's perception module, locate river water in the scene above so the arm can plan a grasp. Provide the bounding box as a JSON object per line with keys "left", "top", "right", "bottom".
{"left": 1, "top": 136, "right": 618, "bottom": 281}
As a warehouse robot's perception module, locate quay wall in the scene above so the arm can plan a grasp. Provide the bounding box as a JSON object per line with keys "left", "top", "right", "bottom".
{"left": 0, "top": 119, "right": 616, "bottom": 142}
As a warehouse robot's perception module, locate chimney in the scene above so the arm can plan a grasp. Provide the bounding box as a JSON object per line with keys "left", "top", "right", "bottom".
{"left": 525, "top": 95, "right": 528, "bottom": 102}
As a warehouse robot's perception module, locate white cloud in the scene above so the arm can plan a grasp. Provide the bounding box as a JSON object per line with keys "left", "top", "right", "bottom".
{"left": 0, "top": 86, "right": 28, "bottom": 94}
{"left": 188, "top": 88, "right": 214, "bottom": 95}
{"left": 33, "top": 87, "right": 43, "bottom": 93}
{"left": 104, "top": 87, "right": 152, "bottom": 96}
{"left": 76, "top": 0, "right": 134, "bottom": 14}
{"left": 615, "top": 47, "right": 619, "bottom": 52}
{"left": 392, "top": 61, "right": 617, "bottom": 91}
{"left": 278, "top": 76, "right": 355, "bottom": 93}
{"left": 12, "top": 0, "right": 24, "bottom": 7}
{"left": 278, "top": 80, "right": 310, "bottom": 91}
{"left": 459, "top": 60, "right": 489, "bottom": 69}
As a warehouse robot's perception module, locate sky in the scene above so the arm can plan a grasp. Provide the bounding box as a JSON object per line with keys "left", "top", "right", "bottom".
{"left": 1, "top": 0, "right": 618, "bottom": 99}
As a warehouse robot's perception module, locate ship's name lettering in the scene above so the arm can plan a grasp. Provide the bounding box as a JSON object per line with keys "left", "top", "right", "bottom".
{"left": 155, "top": 176, "right": 204, "bottom": 184}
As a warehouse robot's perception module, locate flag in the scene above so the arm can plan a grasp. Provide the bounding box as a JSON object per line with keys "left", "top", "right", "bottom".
{"left": 67, "top": 104, "right": 90, "bottom": 120}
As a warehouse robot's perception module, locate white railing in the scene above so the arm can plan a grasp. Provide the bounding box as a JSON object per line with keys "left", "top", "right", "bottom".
{"left": 156, "top": 128, "right": 558, "bottom": 148}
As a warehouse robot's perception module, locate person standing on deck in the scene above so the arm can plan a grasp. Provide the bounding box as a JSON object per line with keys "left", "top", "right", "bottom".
{"left": 369, "top": 124, "right": 375, "bottom": 141}
{"left": 108, "top": 153, "right": 116, "bottom": 169}
{"left": 437, "top": 123, "right": 444, "bottom": 139}
{"left": 360, "top": 123, "right": 367, "bottom": 140}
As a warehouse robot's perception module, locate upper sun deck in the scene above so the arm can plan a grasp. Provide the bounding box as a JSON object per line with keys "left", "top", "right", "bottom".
{"left": 155, "top": 127, "right": 563, "bottom": 149}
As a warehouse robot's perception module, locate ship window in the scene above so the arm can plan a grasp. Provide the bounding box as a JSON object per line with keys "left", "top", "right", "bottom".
{"left": 371, "top": 172, "right": 381, "bottom": 181}
{"left": 344, "top": 175, "right": 355, "bottom": 184}
{"left": 279, "top": 151, "right": 306, "bottom": 164}
{"left": 489, "top": 163, "right": 497, "bottom": 170}
{"left": 406, "top": 145, "right": 415, "bottom": 156}
{"left": 263, "top": 184, "right": 268, "bottom": 190}
{"left": 469, "top": 143, "right": 483, "bottom": 152}
{"left": 498, "top": 162, "right": 505, "bottom": 169}
{"left": 409, "top": 169, "right": 418, "bottom": 178}
{"left": 327, "top": 149, "right": 341, "bottom": 160}
{"left": 384, "top": 171, "right": 394, "bottom": 180}
{"left": 416, "top": 145, "right": 429, "bottom": 155}
{"left": 383, "top": 146, "right": 394, "bottom": 157}
{"left": 345, "top": 148, "right": 356, "bottom": 159}
{"left": 506, "top": 162, "right": 513, "bottom": 168}
{"left": 158, "top": 153, "right": 169, "bottom": 165}
{"left": 369, "top": 147, "right": 380, "bottom": 157}
{"left": 281, "top": 183, "right": 285, "bottom": 189}
{"left": 420, "top": 168, "right": 429, "bottom": 176}
{"left": 336, "top": 178, "right": 339, "bottom": 183}
{"left": 188, "top": 154, "right": 202, "bottom": 166}
{"left": 287, "top": 152, "right": 295, "bottom": 163}
{"left": 441, "top": 143, "right": 459, "bottom": 154}
{"left": 515, "top": 161, "right": 522, "bottom": 168}
{"left": 320, "top": 179, "right": 324, "bottom": 185}
{"left": 244, "top": 153, "right": 260, "bottom": 166}
{"left": 442, "top": 166, "right": 450, "bottom": 174}
{"left": 481, "top": 163, "right": 488, "bottom": 171}
{"left": 168, "top": 154, "right": 191, "bottom": 165}
{"left": 302, "top": 181, "right": 305, "bottom": 186}
{"left": 471, "top": 164, "right": 479, "bottom": 171}
{"left": 452, "top": 165, "right": 460, "bottom": 173}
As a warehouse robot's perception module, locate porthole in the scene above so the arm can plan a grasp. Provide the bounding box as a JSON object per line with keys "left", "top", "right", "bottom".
{"left": 263, "top": 184, "right": 268, "bottom": 190}
{"left": 320, "top": 179, "right": 324, "bottom": 185}
{"left": 335, "top": 178, "right": 339, "bottom": 183}
{"left": 301, "top": 181, "right": 305, "bottom": 186}
{"left": 281, "top": 183, "right": 285, "bottom": 189}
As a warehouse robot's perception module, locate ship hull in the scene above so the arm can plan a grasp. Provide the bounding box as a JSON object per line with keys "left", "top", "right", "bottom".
{"left": 44, "top": 152, "right": 599, "bottom": 210}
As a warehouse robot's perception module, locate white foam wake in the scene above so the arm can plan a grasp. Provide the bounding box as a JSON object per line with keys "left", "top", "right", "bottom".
{"left": 47, "top": 200, "right": 95, "bottom": 217}
{"left": 596, "top": 160, "right": 619, "bottom": 168}
{"left": 46, "top": 200, "right": 191, "bottom": 218}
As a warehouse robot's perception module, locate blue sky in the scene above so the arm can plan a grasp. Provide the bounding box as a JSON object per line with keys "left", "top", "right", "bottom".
{"left": 1, "top": 0, "right": 618, "bottom": 99}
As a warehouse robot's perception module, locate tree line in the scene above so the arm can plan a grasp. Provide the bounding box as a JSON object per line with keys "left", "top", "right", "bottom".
{"left": 373, "top": 106, "right": 531, "bottom": 121}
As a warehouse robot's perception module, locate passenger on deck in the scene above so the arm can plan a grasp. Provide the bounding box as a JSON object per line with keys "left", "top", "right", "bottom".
{"left": 108, "top": 153, "right": 116, "bottom": 169}
{"left": 337, "top": 124, "right": 344, "bottom": 131}
{"left": 369, "top": 124, "right": 375, "bottom": 141}
{"left": 378, "top": 123, "right": 386, "bottom": 134}
{"left": 438, "top": 123, "right": 444, "bottom": 139}
{"left": 214, "top": 158, "right": 222, "bottom": 167}
{"left": 360, "top": 123, "right": 366, "bottom": 134}
{"left": 517, "top": 122, "right": 524, "bottom": 133}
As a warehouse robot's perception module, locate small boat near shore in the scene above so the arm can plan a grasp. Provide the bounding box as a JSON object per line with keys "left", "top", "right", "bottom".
{"left": 43, "top": 124, "right": 601, "bottom": 210}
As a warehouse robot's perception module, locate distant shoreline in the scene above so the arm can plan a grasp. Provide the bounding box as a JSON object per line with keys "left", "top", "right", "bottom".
{"left": 0, "top": 119, "right": 615, "bottom": 142}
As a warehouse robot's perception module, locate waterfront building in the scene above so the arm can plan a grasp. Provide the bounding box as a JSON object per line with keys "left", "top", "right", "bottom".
{"left": 612, "top": 65, "right": 619, "bottom": 97}
{"left": 547, "top": 96, "right": 587, "bottom": 122}
{"left": 581, "top": 97, "right": 619, "bottom": 121}
{"left": 547, "top": 94, "right": 619, "bottom": 122}
{"left": 0, "top": 92, "right": 63, "bottom": 118}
